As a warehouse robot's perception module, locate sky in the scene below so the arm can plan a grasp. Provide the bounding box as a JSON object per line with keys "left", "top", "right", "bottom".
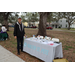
{"left": 18, "top": 12, "right": 36, "bottom": 16}
{"left": 18, "top": 12, "right": 21, "bottom": 16}
{"left": 18, "top": 12, "right": 39, "bottom": 20}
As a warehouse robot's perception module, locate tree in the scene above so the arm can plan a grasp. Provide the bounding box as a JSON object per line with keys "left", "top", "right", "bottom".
{"left": 0, "top": 12, "right": 51, "bottom": 36}
{"left": 0, "top": 12, "right": 11, "bottom": 31}
{"left": 0, "top": 13, "right": 4, "bottom": 24}
{"left": 0, "top": 12, "right": 9, "bottom": 30}
{"left": 31, "top": 12, "right": 39, "bottom": 26}
{"left": 57, "top": 12, "right": 75, "bottom": 30}
{"left": 8, "top": 12, "right": 19, "bottom": 25}
{"left": 24, "top": 12, "right": 39, "bottom": 27}
{"left": 47, "top": 12, "right": 53, "bottom": 25}
{"left": 37, "top": 12, "right": 51, "bottom": 36}
{"left": 21, "top": 15, "right": 27, "bottom": 22}
{"left": 0, "top": 12, "right": 19, "bottom": 31}
{"left": 25, "top": 12, "right": 32, "bottom": 27}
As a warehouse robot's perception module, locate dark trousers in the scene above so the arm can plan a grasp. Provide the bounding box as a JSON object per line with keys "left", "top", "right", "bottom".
{"left": 17, "top": 36, "right": 24, "bottom": 54}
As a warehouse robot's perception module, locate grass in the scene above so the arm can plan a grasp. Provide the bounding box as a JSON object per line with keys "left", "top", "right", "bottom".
{"left": 64, "top": 45, "right": 73, "bottom": 50}
{"left": 73, "top": 50, "right": 75, "bottom": 53}
{"left": 0, "top": 27, "right": 75, "bottom": 62}
{"left": 61, "top": 28, "right": 75, "bottom": 31}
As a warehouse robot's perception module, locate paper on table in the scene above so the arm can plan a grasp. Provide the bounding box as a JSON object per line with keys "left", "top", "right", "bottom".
{"left": 47, "top": 41, "right": 54, "bottom": 45}
{"left": 47, "top": 41, "right": 54, "bottom": 44}
{"left": 26, "top": 38, "right": 31, "bottom": 40}
{"left": 26, "top": 38, "right": 37, "bottom": 41}
{"left": 37, "top": 40, "right": 42, "bottom": 43}
{"left": 42, "top": 42, "right": 48, "bottom": 44}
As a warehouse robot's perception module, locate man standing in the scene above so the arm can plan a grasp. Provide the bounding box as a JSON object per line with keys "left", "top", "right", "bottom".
{"left": 14, "top": 17, "right": 25, "bottom": 55}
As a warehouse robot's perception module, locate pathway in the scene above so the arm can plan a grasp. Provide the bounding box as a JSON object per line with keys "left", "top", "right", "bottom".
{"left": 0, "top": 45, "right": 25, "bottom": 62}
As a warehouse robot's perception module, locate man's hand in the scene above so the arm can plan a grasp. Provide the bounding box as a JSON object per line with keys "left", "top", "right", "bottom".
{"left": 24, "top": 35, "right": 26, "bottom": 37}
{"left": 15, "top": 36, "right": 17, "bottom": 39}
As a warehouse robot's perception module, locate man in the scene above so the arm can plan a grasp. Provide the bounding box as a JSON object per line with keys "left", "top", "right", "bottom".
{"left": 14, "top": 17, "right": 25, "bottom": 55}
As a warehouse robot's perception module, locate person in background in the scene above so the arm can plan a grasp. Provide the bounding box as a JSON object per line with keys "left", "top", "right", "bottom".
{"left": 0, "top": 25, "right": 9, "bottom": 40}
{"left": 1, "top": 25, "right": 7, "bottom": 33}
{"left": 13, "top": 17, "right": 25, "bottom": 55}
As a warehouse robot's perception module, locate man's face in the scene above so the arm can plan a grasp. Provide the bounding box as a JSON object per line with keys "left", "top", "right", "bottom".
{"left": 18, "top": 18, "right": 21, "bottom": 23}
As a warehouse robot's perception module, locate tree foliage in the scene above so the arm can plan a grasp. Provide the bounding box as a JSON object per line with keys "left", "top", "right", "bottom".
{"left": 0, "top": 12, "right": 19, "bottom": 30}
{"left": 53, "top": 12, "right": 75, "bottom": 30}
{"left": 8, "top": 12, "right": 19, "bottom": 24}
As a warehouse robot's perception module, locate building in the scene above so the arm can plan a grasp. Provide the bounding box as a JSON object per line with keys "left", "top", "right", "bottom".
{"left": 46, "top": 21, "right": 60, "bottom": 28}
{"left": 22, "top": 22, "right": 28, "bottom": 27}
{"left": 58, "top": 18, "right": 75, "bottom": 28}
{"left": 70, "top": 22, "right": 75, "bottom": 28}
{"left": 50, "top": 21, "right": 59, "bottom": 28}
{"left": 34, "top": 22, "right": 39, "bottom": 27}
{"left": 47, "top": 18, "right": 69, "bottom": 28}
{"left": 22, "top": 21, "right": 39, "bottom": 27}
{"left": 58, "top": 18, "right": 68, "bottom": 28}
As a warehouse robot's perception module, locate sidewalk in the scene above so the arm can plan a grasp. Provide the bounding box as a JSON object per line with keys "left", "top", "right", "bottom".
{"left": 0, "top": 45, "right": 25, "bottom": 62}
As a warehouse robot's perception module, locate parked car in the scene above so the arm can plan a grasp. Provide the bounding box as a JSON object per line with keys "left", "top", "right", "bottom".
{"left": 46, "top": 26, "right": 53, "bottom": 30}
{"left": 31, "top": 26, "right": 37, "bottom": 28}
{"left": 24, "top": 26, "right": 26, "bottom": 28}
{"left": 8, "top": 25, "right": 14, "bottom": 27}
{"left": 25, "top": 26, "right": 31, "bottom": 28}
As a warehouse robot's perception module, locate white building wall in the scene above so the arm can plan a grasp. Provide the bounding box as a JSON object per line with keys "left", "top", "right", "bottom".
{"left": 70, "top": 23, "right": 75, "bottom": 28}
{"left": 58, "top": 18, "right": 68, "bottom": 28}
{"left": 50, "top": 18, "right": 75, "bottom": 28}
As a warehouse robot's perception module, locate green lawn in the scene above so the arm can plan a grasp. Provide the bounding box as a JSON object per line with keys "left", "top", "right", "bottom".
{"left": 60, "top": 28, "right": 75, "bottom": 31}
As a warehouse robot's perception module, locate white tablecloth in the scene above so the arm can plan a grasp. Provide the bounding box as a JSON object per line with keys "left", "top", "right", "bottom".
{"left": 23, "top": 37, "right": 63, "bottom": 62}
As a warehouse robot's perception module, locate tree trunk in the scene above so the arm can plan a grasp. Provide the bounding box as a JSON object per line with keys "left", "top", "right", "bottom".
{"left": 68, "top": 23, "right": 70, "bottom": 30}
{"left": 28, "top": 22, "right": 31, "bottom": 27}
{"left": 37, "top": 13, "right": 48, "bottom": 36}
{"left": 3, "top": 19, "right": 9, "bottom": 31}
{"left": 3, "top": 12, "right": 10, "bottom": 31}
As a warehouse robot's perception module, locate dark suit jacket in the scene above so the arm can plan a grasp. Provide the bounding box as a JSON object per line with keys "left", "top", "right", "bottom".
{"left": 13, "top": 22, "right": 25, "bottom": 37}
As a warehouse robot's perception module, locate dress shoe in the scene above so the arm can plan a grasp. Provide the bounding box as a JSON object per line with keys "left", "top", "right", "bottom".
{"left": 21, "top": 49, "right": 23, "bottom": 52}
{"left": 17, "top": 53, "right": 20, "bottom": 55}
{"left": 21, "top": 50, "right": 23, "bottom": 52}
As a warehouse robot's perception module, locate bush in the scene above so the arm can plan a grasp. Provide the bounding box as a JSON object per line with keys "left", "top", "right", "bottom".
{"left": 71, "top": 28, "right": 75, "bottom": 29}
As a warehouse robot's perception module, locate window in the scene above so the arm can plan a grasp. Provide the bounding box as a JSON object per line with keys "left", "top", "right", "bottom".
{"left": 66, "top": 24, "right": 67, "bottom": 27}
{"left": 66, "top": 20, "right": 68, "bottom": 22}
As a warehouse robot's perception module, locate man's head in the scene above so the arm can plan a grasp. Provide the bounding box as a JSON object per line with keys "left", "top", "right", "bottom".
{"left": 18, "top": 17, "right": 22, "bottom": 24}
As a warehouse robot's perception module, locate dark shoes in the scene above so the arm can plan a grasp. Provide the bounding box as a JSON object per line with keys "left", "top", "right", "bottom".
{"left": 17, "top": 53, "right": 20, "bottom": 55}
{"left": 21, "top": 50, "right": 23, "bottom": 52}
{"left": 17, "top": 50, "right": 23, "bottom": 55}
